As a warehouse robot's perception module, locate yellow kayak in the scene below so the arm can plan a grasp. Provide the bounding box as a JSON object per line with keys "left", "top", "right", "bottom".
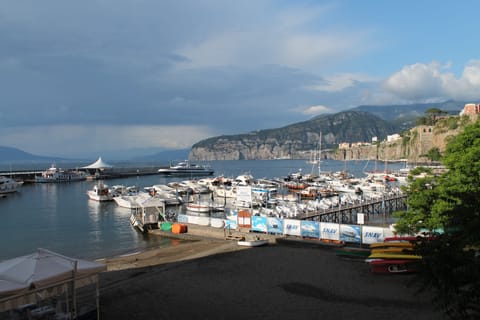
{"left": 368, "top": 252, "right": 422, "bottom": 260}
{"left": 370, "top": 247, "right": 414, "bottom": 254}
{"left": 369, "top": 242, "right": 414, "bottom": 249}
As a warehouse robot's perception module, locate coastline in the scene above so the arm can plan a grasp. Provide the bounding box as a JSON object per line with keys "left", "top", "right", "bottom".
{"left": 98, "top": 224, "right": 266, "bottom": 271}
{"left": 97, "top": 225, "right": 443, "bottom": 319}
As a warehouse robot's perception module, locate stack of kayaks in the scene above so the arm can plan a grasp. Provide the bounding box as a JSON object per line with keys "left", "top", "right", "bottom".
{"left": 334, "top": 246, "right": 372, "bottom": 259}
{"left": 367, "top": 237, "right": 422, "bottom": 274}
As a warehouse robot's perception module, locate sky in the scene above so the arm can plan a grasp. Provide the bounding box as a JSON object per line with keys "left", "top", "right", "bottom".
{"left": 1, "top": 0, "right": 480, "bottom": 159}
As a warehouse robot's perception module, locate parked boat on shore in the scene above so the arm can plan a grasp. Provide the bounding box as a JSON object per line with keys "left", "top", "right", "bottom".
{"left": 237, "top": 238, "right": 269, "bottom": 247}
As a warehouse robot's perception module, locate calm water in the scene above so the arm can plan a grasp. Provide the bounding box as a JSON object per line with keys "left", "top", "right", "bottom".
{"left": 0, "top": 159, "right": 405, "bottom": 261}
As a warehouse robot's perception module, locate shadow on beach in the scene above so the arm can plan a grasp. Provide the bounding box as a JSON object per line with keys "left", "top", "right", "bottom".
{"left": 99, "top": 243, "right": 444, "bottom": 320}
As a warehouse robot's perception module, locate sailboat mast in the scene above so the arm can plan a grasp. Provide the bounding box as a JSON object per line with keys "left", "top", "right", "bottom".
{"left": 318, "top": 132, "right": 322, "bottom": 175}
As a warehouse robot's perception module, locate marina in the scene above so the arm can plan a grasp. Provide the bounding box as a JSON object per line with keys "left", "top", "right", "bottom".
{"left": 0, "top": 159, "right": 409, "bottom": 262}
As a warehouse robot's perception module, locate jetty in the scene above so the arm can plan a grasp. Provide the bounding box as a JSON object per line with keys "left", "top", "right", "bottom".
{"left": 0, "top": 166, "right": 163, "bottom": 183}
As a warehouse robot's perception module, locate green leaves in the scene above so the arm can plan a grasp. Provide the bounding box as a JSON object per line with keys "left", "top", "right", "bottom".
{"left": 398, "top": 120, "right": 480, "bottom": 318}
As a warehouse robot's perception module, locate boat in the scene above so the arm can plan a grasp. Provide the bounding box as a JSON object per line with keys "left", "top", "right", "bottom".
{"left": 129, "top": 198, "right": 163, "bottom": 232}
{"left": 369, "top": 259, "right": 421, "bottom": 274}
{"left": 113, "top": 192, "right": 151, "bottom": 209}
{"left": 185, "top": 202, "right": 211, "bottom": 213}
{"left": 367, "top": 252, "right": 422, "bottom": 260}
{"left": 87, "top": 182, "right": 114, "bottom": 201}
{"left": 334, "top": 246, "right": 371, "bottom": 259}
{"left": 35, "top": 164, "right": 88, "bottom": 183}
{"left": 237, "top": 238, "right": 269, "bottom": 247}
{"left": 0, "top": 176, "right": 23, "bottom": 194}
{"left": 158, "top": 160, "right": 214, "bottom": 176}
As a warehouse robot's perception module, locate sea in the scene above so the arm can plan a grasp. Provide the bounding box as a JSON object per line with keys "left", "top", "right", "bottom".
{"left": 0, "top": 159, "right": 407, "bottom": 262}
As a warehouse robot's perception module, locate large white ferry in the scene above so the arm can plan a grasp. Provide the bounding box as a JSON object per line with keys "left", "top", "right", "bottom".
{"left": 158, "top": 160, "right": 214, "bottom": 176}
{"left": 35, "top": 164, "right": 88, "bottom": 183}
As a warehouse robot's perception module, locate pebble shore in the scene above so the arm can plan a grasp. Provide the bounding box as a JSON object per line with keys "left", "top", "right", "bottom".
{"left": 98, "top": 224, "right": 444, "bottom": 319}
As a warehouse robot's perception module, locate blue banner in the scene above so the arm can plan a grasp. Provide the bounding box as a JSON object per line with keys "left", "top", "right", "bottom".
{"left": 340, "top": 224, "right": 361, "bottom": 244}
{"left": 267, "top": 217, "right": 283, "bottom": 234}
{"left": 251, "top": 216, "right": 267, "bottom": 233}
{"left": 301, "top": 220, "right": 320, "bottom": 238}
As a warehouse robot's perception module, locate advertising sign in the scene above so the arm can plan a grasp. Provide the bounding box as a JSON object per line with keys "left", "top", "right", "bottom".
{"left": 267, "top": 217, "right": 283, "bottom": 234}
{"left": 320, "top": 222, "right": 340, "bottom": 241}
{"left": 283, "top": 219, "right": 301, "bottom": 236}
{"left": 340, "top": 224, "right": 362, "bottom": 244}
{"left": 362, "top": 226, "right": 384, "bottom": 244}
{"left": 301, "top": 221, "right": 320, "bottom": 238}
{"left": 251, "top": 216, "right": 267, "bottom": 233}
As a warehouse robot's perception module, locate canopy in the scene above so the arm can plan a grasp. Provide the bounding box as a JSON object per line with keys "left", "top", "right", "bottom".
{"left": 82, "top": 156, "right": 113, "bottom": 169}
{"left": 0, "top": 249, "right": 106, "bottom": 310}
{"left": 0, "top": 248, "right": 106, "bottom": 297}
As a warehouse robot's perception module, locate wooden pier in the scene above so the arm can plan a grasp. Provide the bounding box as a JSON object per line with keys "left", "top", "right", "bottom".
{"left": 297, "top": 194, "right": 407, "bottom": 225}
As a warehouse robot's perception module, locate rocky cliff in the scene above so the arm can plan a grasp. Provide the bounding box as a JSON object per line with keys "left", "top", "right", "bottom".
{"left": 337, "top": 115, "right": 476, "bottom": 163}
{"left": 189, "top": 111, "right": 398, "bottom": 161}
{"left": 190, "top": 111, "right": 475, "bottom": 162}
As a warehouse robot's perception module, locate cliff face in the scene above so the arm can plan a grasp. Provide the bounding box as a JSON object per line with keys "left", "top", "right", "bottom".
{"left": 337, "top": 115, "right": 475, "bottom": 162}
{"left": 190, "top": 111, "right": 398, "bottom": 161}
{"left": 190, "top": 114, "right": 475, "bottom": 162}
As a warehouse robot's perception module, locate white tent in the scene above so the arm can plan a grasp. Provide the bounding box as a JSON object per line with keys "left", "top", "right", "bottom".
{"left": 0, "top": 248, "right": 106, "bottom": 317}
{"left": 82, "top": 157, "right": 113, "bottom": 169}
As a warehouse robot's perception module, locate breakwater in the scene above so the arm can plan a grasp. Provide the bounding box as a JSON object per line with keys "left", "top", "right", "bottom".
{"left": 0, "top": 166, "right": 168, "bottom": 183}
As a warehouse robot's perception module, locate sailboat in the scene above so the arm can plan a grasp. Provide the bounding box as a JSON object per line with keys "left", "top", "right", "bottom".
{"left": 309, "top": 132, "right": 323, "bottom": 176}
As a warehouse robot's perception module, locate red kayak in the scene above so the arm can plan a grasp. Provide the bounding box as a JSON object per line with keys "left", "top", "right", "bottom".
{"left": 369, "top": 259, "right": 421, "bottom": 274}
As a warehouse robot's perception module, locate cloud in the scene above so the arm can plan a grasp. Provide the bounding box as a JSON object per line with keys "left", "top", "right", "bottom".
{"left": 384, "top": 61, "right": 480, "bottom": 102}
{"left": 306, "top": 73, "right": 378, "bottom": 92}
{"left": 0, "top": 125, "right": 218, "bottom": 157}
{"left": 300, "top": 105, "right": 333, "bottom": 116}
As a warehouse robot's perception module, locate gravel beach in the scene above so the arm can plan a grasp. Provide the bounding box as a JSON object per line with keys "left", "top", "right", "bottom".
{"left": 97, "top": 226, "right": 444, "bottom": 320}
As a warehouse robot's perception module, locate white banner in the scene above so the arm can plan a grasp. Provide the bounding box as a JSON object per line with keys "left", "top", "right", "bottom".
{"left": 320, "top": 222, "right": 340, "bottom": 241}
{"left": 362, "top": 226, "right": 384, "bottom": 244}
{"left": 283, "top": 219, "right": 301, "bottom": 236}
{"left": 236, "top": 186, "right": 252, "bottom": 202}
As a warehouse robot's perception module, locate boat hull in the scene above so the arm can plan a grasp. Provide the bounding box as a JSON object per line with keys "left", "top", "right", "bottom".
{"left": 369, "top": 259, "right": 421, "bottom": 274}
{"left": 237, "top": 239, "right": 269, "bottom": 247}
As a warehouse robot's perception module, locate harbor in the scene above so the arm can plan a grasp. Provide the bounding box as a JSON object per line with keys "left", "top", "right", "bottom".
{"left": 0, "top": 159, "right": 409, "bottom": 261}
{"left": 0, "top": 159, "right": 440, "bottom": 320}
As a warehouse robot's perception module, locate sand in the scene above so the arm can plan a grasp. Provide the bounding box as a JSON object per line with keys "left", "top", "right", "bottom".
{"left": 98, "top": 226, "right": 445, "bottom": 320}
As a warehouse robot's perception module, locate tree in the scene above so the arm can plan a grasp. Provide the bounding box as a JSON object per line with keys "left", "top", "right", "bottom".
{"left": 425, "top": 108, "right": 448, "bottom": 125}
{"left": 426, "top": 147, "right": 442, "bottom": 161}
{"left": 395, "top": 121, "right": 480, "bottom": 319}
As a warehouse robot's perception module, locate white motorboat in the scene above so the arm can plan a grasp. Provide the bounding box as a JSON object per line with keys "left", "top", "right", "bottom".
{"left": 237, "top": 238, "right": 269, "bottom": 247}
{"left": 35, "top": 164, "right": 88, "bottom": 183}
{"left": 0, "top": 176, "right": 23, "bottom": 194}
{"left": 87, "top": 182, "right": 114, "bottom": 201}
{"left": 185, "top": 202, "right": 211, "bottom": 213}
{"left": 113, "top": 192, "right": 151, "bottom": 209}
{"left": 158, "top": 160, "right": 214, "bottom": 176}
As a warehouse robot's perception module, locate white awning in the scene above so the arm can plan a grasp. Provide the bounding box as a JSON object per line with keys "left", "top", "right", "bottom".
{"left": 82, "top": 157, "right": 113, "bottom": 169}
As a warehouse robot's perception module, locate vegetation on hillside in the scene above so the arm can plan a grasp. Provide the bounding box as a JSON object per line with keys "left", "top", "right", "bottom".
{"left": 394, "top": 120, "right": 480, "bottom": 319}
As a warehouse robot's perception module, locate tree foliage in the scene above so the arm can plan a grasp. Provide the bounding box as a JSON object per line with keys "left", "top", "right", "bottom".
{"left": 395, "top": 121, "right": 480, "bottom": 319}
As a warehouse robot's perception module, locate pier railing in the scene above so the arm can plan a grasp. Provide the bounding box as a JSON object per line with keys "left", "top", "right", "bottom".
{"left": 297, "top": 194, "right": 407, "bottom": 224}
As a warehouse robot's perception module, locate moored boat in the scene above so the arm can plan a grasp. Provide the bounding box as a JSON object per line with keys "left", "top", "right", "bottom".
{"left": 87, "top": 182, "right": 114, "bottom": 201}
{"left": 0, "top": 176, "right": 23, "bottom": 194}
{"left": 35, "top": 164, "right": 88, "bottom": 183}
{"left": 158, "top": 160, "right": 214, "bottom": 176}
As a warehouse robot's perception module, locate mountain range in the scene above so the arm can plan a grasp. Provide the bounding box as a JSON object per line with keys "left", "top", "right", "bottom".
{"left": 189, "top": 101, "right": 464, "bottom": 161}
{"left": 0, "top": 101, "right": 464, "bottom": 162}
